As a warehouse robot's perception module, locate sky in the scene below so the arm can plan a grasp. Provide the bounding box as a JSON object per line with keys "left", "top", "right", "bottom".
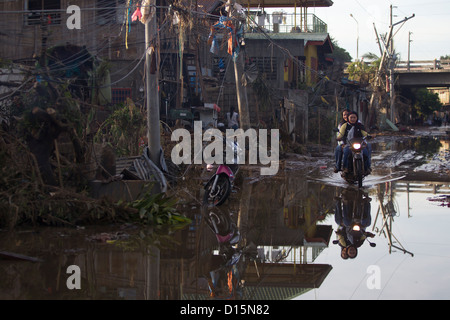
{"left": 279, "top": 0, "right": 450, "bottom": 61}
{"left": 295, "top": 191, "right": 450, "bottom": 300}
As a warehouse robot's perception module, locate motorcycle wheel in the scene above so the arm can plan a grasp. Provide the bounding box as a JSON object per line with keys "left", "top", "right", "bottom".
{"left": 204, "top": 174, "right": 231, "bottom": 206}
{"left": 355, "top": 159, "right": 363, "bottom": 188}
{"left": 207, "top": 211, "right": 231, "bottom": 236}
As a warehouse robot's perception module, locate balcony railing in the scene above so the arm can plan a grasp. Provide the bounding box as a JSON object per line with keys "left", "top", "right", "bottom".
{"left": 247, "top": 12, "right": 327, "bottom": 34}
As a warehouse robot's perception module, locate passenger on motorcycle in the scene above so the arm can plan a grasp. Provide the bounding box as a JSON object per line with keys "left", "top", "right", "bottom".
{"left": 336, "top": 111, "right": 372, "bottom": 175}
{"left": 334, "top": 109, "right": 350, "bottom": 173}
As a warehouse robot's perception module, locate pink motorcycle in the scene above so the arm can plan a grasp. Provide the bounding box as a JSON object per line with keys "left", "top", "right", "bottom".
{"left": 203, "top": 163, "right": 237, "bottom": 206}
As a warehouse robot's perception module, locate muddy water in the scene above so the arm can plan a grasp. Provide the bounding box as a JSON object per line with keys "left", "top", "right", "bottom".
{"left": 1, "top": 133, "right": 449, "bottom": 300}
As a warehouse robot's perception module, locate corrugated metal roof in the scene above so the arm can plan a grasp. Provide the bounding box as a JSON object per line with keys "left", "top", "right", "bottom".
{"left": 0, "top": 69, "right": 25, "bottom": 96}
{"left": 305, "top": 33, "right": 333, "bottom": 53}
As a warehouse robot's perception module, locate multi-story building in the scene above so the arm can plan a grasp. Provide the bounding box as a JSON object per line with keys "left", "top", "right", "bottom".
{"left": 0, "top": 0, "right": 336, "bottom": 142}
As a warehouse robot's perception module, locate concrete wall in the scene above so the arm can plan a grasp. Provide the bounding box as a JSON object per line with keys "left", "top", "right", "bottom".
{"left": 245, "top": 35, "right": 305, "bottom": 89}
{"left": 0, "top": 0, "right": 144, "bottom": 61}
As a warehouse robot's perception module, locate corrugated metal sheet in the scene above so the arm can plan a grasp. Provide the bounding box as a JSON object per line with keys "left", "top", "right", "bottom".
{"left": 0, "top": 68, "right": 26, "bottom": 97}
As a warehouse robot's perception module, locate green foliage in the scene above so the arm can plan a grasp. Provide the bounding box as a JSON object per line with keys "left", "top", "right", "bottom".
{"left": 95, "top": 99, "right": 146, "bottom": 156}
{"left": 328, "top": 37, "right": 352, "bottom": 63}
{"left": 412, "top": 88, "right": 443, "bottom": 119}
{"left": 347, "top": 59, "right": 380, "bottom": 85}
{"left": 0, "top": 58, "right": 12, "bottom": 68}
{"left": 130, "top": 187, "right": 191, "bottom": 228}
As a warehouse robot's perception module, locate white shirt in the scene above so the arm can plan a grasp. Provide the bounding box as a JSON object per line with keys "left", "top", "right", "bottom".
{"left": 227, "top": 111, "right": 239, "bottom": 128}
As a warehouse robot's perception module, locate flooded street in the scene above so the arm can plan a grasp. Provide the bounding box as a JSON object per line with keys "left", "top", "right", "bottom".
{"left": 1, "top": 127, "right": 449, "bottom": 300}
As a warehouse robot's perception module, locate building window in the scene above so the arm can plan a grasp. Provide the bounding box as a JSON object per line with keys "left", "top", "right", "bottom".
{"left": 96, "top": 0, "right": 127, "bottom": 25}
{"left": 25, "top": 0, "right": 61, "bottom": 26}
{"left": 112, "top": 88, "right": 132, "bottom": 104}
{"left": 250, "top": 57, "right": 277, "bottom": 81}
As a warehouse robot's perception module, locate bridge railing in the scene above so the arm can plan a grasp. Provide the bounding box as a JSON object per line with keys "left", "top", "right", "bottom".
{"left": 396, "top": 59, "right": 450, "bottom": 71}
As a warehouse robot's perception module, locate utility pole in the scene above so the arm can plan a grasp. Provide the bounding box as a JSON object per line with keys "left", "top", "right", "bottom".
{"left": 373, "top": 23, "right": 383, "bottom": 56}
{"left": 350, "top": 13, "right": 359, "bottom": 61}
{"left": 227, "top": 0, "right": 251, "bottom": 130}
{"left": 389, "top": 5, "right": 397, "bottom": 123}
{"left": 145, "top": 0, "right": 161, "bottom": 167}
{"left": 388, "top": 5, "right": 416, "bottom": 124}
{"left": 389, "top": 5, "right": 398, "bottom": 54}
{"left": 371, "top": 11, "right": 414, "bottom": 128}
{"left": 408, "top": 31, "right": 413, "bottom": 71}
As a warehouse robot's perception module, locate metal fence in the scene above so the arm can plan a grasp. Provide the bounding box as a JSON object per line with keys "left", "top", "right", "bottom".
{"left": 247, "top": 12, "right": 327, "bottom": 34}
{"left": 396, "top": 59, "right": 450, "bottom": 71}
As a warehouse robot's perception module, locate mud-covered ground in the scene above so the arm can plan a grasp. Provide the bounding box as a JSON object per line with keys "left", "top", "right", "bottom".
{"left": 278, "top": 125, "right": 450, "bottom": 183}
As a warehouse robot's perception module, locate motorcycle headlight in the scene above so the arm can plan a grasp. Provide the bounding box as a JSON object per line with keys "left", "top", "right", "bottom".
{"left": 352, "top": 225, "right": 361, "bottom": 231}
{"left": 352, "top": 143, "right": 361, "bottom": 150}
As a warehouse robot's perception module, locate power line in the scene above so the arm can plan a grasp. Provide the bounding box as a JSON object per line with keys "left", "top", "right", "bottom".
{"left": 2, "top": 5, "right": 363, "bottom": 106}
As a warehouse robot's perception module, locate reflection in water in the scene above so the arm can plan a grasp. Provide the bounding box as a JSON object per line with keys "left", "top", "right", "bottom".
{"left": 332, "top": 189, "right": 376, "bottom": 260}
{"left": 0, "top": 169, "right": 339, "bottom": 300}
{"left": 373, "top": 136, "right": 449, "bottom": 176}
{"left": 0, "top": 226, "right": 166, "bottom": 299}
{"left": 374, "top": 136, "right": 442, "bottom": 156}
{"left": 185, "top": 177, "right": 337, "bottom": 300}
{"left": 372, "top": 182, "right": 414, "bottom": 257}
{"left": 1, "top": 155, "right": 449, "bottom": 299}
{"left": 199, "top": 205, "right": 258, "bottom": 299}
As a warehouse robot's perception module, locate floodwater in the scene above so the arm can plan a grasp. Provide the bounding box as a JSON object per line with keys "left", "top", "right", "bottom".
{"left": 0, "top": 127, "right": 449, "bottom": 300}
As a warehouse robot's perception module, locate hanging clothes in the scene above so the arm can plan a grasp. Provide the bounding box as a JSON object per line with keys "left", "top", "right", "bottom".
{"left": 131, "top": 3, "right": 142, "bottom": 22}
{"left": 209, "top": 16, "right": 239, "bottom": 59}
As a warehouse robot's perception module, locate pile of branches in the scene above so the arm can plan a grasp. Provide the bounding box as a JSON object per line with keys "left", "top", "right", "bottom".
{"left": 0, "top": 129, "right": 191, "bottom": 230}
{"left": 0, "top": 128, "right": 133, "bottom": 228}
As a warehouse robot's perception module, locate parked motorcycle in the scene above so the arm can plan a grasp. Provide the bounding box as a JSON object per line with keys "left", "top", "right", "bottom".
{"left": 203, "top": 137, "right": 240, "bottom": 206}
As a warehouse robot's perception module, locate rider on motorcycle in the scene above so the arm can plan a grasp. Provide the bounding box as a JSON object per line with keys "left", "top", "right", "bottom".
{"left": 336, "top": 111, "right": 372, "bottom": 175}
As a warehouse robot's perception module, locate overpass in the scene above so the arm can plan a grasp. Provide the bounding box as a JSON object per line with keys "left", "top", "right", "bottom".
{"left": 395, "top": 59, "right": 450, "bottom": 87}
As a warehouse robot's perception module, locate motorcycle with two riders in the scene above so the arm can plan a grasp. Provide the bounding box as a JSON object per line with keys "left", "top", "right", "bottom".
{"left": 335, "top": 113, "right": 372, "bottom": 188}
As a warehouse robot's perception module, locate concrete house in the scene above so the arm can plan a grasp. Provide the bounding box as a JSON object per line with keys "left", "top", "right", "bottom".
{"left": 0, "top": 0, "right": 335, "bottom": 142}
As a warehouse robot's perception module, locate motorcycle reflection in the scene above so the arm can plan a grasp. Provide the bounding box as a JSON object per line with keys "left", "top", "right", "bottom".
{"left": 332, "top": 188, "right": 376, "bottom": 259}
{"left": 201, "top": 207, "right": 257, "bottom": 299}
